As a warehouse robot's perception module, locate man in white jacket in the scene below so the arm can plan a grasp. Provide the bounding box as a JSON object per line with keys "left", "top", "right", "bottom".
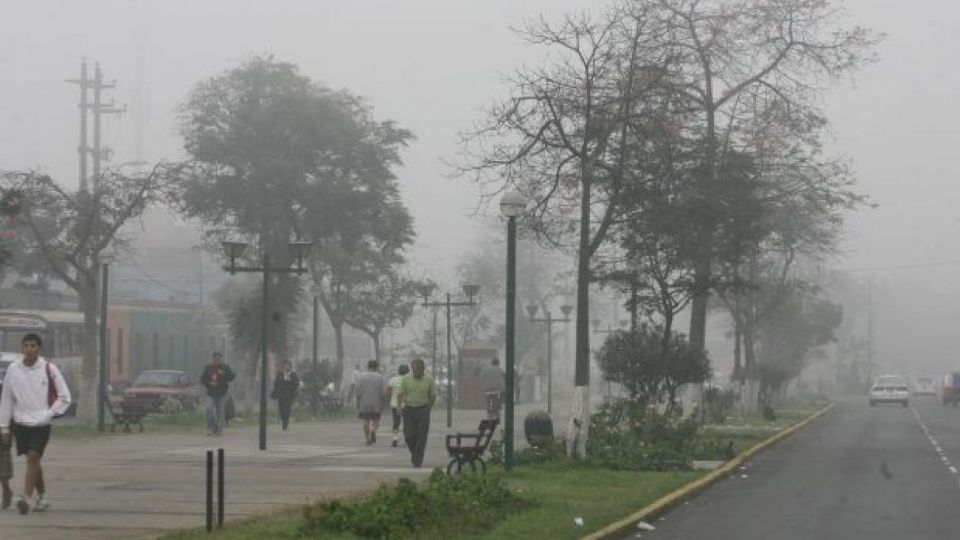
{"left": 0, "top": 333, "right": 71, "bottom": 514}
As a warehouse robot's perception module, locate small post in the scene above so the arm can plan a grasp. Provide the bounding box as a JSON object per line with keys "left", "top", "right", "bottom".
{"left": 205, "top": 450, "right": 213, "bottom": 532}
{"left": 217, "top": 448, "right": 225, "bottom": 528}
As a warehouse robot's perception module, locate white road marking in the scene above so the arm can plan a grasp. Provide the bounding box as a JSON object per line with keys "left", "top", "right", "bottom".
{"left": 911, "top": 406, "right": 960, "bottom": 491}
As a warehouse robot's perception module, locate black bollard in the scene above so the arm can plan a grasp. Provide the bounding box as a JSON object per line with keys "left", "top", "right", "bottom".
{"left": 206, "top": 450, "right": 213, "bottom": 532}
{"left": 217, "top": 448, "right": 225, "bottom": 528}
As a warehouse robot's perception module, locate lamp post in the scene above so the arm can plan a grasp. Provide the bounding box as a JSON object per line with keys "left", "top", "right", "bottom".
{"left": 500, "top": 189, "right": 527, "bottom": 471}
{"left": 221, "top": 239, "right": 312, "bottom": 451}
{"left": 527, "top": 304, "right": 573, "bottom": 415}
{"left": 97, "top": 260, "right": 110, "bottom": 432}
{"left": 419, "top": 283, "right": 480, "bottom": 428}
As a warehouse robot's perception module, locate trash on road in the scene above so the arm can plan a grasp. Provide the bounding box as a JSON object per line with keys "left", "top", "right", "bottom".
{"left": 636, "top": 521, "right": 656, "bottom": 531}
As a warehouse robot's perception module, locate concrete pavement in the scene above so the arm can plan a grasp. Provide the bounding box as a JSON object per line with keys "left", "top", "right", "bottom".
{"left": 623, "top": 397, "right": 960, "bottom": 540}
{"left": 0, "top": 402, "right": 559, "bottom": 540}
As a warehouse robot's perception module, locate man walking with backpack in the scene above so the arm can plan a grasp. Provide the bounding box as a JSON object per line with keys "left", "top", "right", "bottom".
{"left": 0, "top": 333, "right": 71, "bottom": 514}
{"left": 200, "top": 352, "right": 235, "bottom": 437}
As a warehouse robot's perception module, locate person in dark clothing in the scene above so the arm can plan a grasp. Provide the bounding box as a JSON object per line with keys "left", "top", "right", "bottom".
{"left": 271, "top": 360, "right": 300, "bottom": 430}
{"left": 199, "top": 352, "right": 235, "bottom": 437}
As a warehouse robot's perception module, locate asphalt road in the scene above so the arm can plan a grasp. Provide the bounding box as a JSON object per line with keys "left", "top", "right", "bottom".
{"left": 625, "top": 397, "right": 960, "bottom": 540}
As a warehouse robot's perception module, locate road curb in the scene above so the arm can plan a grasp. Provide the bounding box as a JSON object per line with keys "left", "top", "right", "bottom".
{"left": 581, "top": 402, "right": 836, "bottom": 540}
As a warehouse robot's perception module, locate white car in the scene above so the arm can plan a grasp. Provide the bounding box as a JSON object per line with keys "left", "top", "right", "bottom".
{"left": 869, "top": 375, "right": 909, "bottom": 407}
{"left": 912, "top": 376, "right": 936, "bottom": 396}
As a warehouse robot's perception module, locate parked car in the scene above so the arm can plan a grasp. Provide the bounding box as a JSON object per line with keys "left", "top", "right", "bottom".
{"left": 869, "top": 375, "right": 909, "bottom": 407}
{"left": 912, "top": 376, "right": 936, "bottom": 397}
{"left": 942, "top": 372, "right": 960, "bottom": 407}
{"left": 124, "top": 370, "right": 201, "bottom": 413}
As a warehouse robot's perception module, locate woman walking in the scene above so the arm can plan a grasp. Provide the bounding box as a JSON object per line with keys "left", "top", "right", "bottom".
{"left": 271, "top": 360, "right": 300, "bottom": 431}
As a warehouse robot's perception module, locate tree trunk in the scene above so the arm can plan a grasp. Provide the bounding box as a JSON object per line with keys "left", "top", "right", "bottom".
{"left": 732, "top": 297, "right": 742, "bottom": 382}
{"left": 78, "top": 288, "right": 99, "bottom": 422}
{"left": 244, "top": 349, "right": 259, "bottom": 416}
{"left": 568, "top": 173, "right": 592, "bottom": 459}
{"left": 333, "top": 322, "right": 345, "bottom": 389}
{"left": 687, "top": 259, "right": 711, "bottom": 353}
{"left": 371, "top": 332, "right": 381, "bottom": 363}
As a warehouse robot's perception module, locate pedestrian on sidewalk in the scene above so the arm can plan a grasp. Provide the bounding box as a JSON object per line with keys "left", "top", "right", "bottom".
{"left": 356, "top": 360, "right": 386, "bottom": 445}
{"left": 385, "top": 364, "right": 409, "bottom": 447}
{"left": 481, "top": 357, "right": 505, "bottom": 420}
{"left": 271, "top": 360, "right": 300, "bottom": 430}
{"left": 199, "top": 352, "right": 235, "bottom": 437}
{"left": 0, "top": 333, "right": 72, "bottom": 514}
{"left": 346, "top": 363, "right": 361, "bottom": 404}
{"left": 399, "top": 358, "right": 436, "bottom": 468}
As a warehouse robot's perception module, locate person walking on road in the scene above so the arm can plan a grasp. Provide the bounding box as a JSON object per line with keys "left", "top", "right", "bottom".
{"left": 481, "top": 357, "right": 505, "bottom": 420}
{"left": 0, "top": 333, "right": 71, "bottom": 514}
{"left": 356, "top": 360, "right": 387, "bottom": 445}
{"left": 200, "top": 352, "right": 235, "bottom": 437}
{"left": 398, "top": 358, "right": 436, "bottom": 468}
{"left": 385, "top": 364, "right": 409, "bottom": 447}
{"left": 271, "top": 360, "right": 300, "bottom": 431}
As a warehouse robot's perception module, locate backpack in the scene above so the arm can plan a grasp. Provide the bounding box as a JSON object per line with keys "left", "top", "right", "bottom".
{"left": 45, "top": 361, "right": 59, "bottom": 411}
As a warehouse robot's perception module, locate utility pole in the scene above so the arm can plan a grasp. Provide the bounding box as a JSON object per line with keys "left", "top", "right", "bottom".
{"left": 66, "top": 60, "right": 90, "bottom": 192}
{"left": 866, "top": 279, "right": 874, "bottom": 386}
{"left": 91, "top": 63, "right": 125, "bottom": 193}
{"left": 67, "top": 61, "right": 124, "bottom": 193}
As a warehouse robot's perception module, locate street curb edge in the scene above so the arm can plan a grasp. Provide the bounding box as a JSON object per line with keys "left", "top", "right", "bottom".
{"left": 580, "top": 402, "right": 836, "bottom": 540}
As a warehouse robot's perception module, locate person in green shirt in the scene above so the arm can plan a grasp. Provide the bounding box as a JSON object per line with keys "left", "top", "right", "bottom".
{"left": 398, "top": 358, "right": 436, "bottom": 468}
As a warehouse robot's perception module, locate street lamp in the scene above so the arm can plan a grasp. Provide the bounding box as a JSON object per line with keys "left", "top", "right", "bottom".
{"left": 527, "top": 303, "right": 573, "bottom": 415}
{"left": 500, "top": 189, "right": 527, "bottom": 471}
{"left": 420, "top": 283, "right": 480, "bottom": 428}
{"left": 220, "top": 238, "right": 312, "bottom": 451}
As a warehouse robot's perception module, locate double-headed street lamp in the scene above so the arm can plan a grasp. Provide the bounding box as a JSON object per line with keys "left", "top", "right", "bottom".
{"left": 526, "top": 303, "right": 573, "bottom": 415}
{"left": 221, "top": 239, "right": 312, "bottom": 451}
{"left": 419, "top": 283, "right": 480, "bottom": 428}
{"left": 500, "top": 189, "right": 527, "bottom": 471}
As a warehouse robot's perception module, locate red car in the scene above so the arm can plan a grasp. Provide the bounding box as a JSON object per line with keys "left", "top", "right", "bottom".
{"left": 124, "top": 370, "right": 201, "bottom": 413}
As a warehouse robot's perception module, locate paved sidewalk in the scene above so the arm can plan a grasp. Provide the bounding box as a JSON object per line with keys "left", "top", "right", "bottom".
{"left": 0, "top": 402, "right": 565, "bottom": 539}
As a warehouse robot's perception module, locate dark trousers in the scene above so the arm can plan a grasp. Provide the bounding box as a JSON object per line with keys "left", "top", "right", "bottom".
{"left": 278, "top": 397, "right": 293, "bottom": 430}
{"left": 403, "top": 405, "right": 431, "bottom": 467}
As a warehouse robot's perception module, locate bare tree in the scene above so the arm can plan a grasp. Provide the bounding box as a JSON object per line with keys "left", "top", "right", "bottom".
{"left": 644, "top": 0, "right": 881, "bottom": 352}
{"left": 459, "top": 5, "right": 673, "bottom": 458}
{"left": 1, "top": 165, "right": 170, "bottom": 420}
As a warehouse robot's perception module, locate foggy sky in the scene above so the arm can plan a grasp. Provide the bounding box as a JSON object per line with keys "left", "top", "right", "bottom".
{"left": 3, "top": 0, "right": 960, "bottom": 375}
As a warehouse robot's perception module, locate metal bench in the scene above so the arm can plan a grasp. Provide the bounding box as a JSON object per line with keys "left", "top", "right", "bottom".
{"left": 445, "top": 418, "right": 499, "bottom": 475}
{"left": 104, "top": 395, "right": 150, "bottom": 433}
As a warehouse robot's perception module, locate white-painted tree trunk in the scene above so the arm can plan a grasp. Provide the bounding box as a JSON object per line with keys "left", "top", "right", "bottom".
{"left": 738, "top": 379, "right": 760, "bottom": 417}
{"left": 566, "top": 385, "right": 590, "bottom": 459}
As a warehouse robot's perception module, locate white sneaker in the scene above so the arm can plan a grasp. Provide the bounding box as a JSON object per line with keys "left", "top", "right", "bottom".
{"left": 33, "top": 496, "right": 49, "bottom": 512}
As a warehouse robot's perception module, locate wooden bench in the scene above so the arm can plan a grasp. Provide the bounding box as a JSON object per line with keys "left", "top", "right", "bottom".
{"left": 104, "top": 395, "right": 150, "bottom": 433}
{"left": 445, "top": 418, "right": 499, "bottom": 475}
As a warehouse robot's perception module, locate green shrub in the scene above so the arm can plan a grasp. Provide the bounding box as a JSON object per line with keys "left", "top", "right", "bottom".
{"left": 586, "top": 400, "right": 702, "bottom": 471}
{"left": 703, "top": 387, "right": 737, "bottom": 424}
{"left": 300, "top": 469, "right": 534, "bottom": 539}
{"left": 488, "top": 438, "right": 568, "bottom": 467}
